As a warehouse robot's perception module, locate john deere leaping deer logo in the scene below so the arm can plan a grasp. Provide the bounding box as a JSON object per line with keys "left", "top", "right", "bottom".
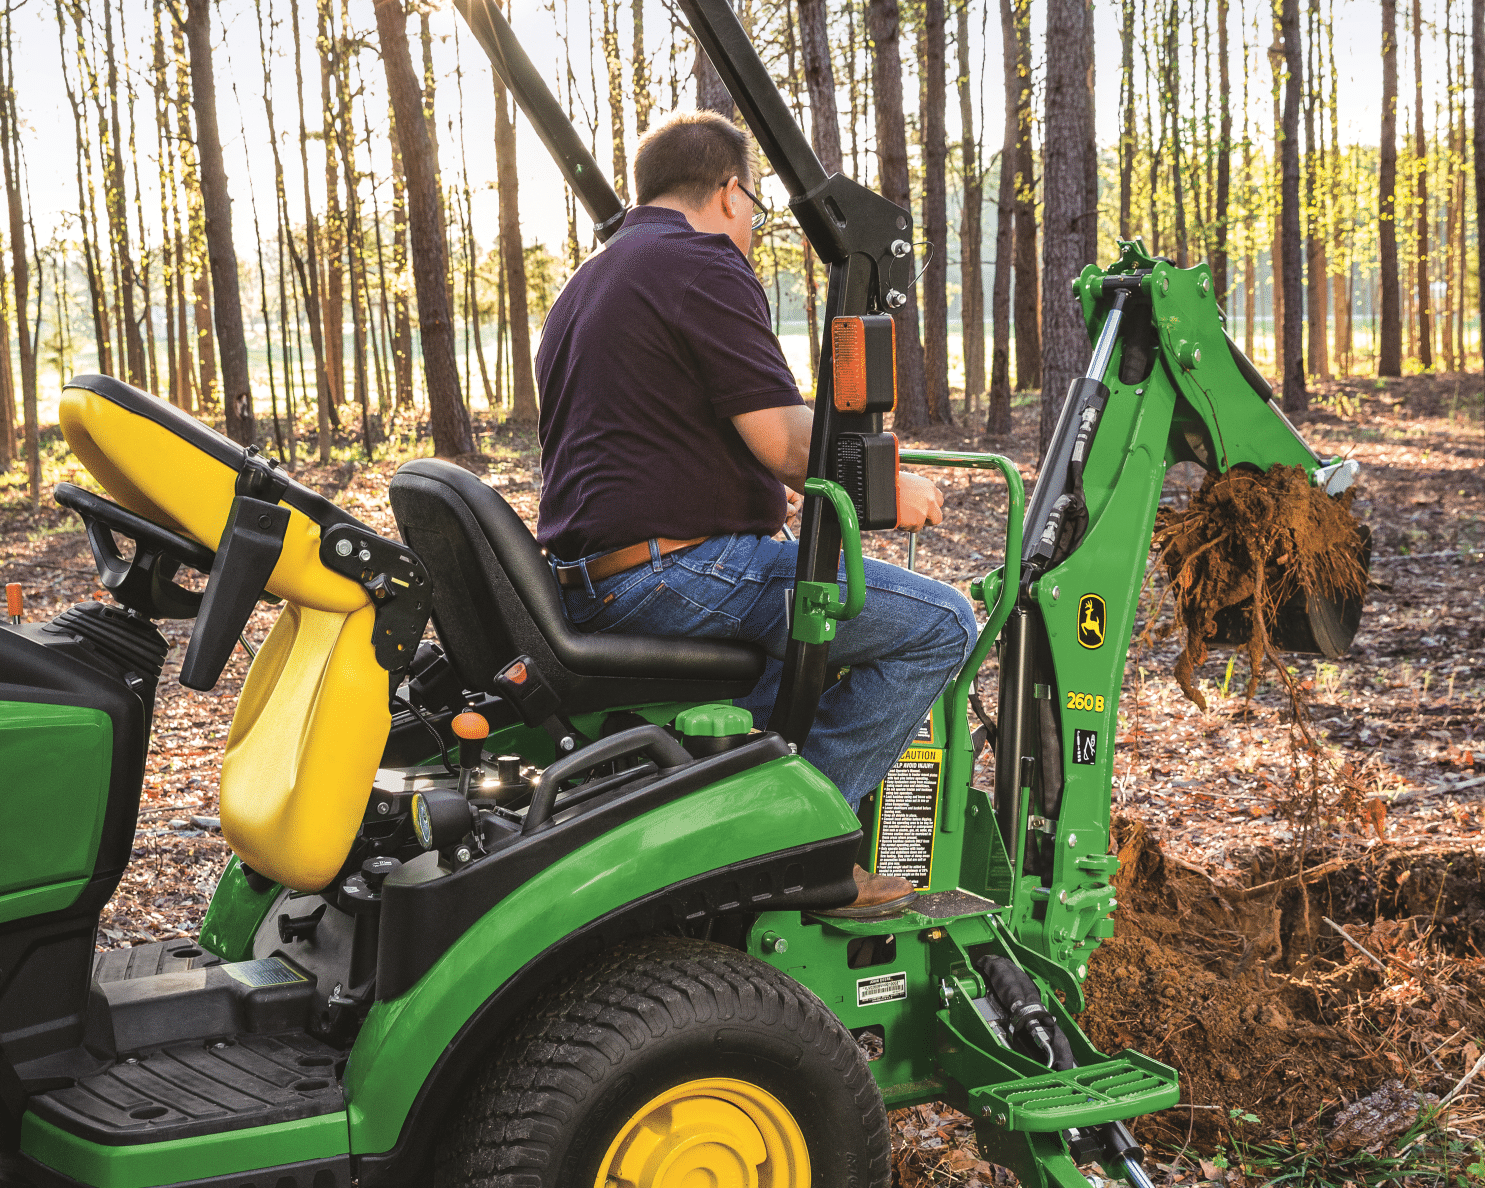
{"left": 1077, "top": 594, "right": 1106, "bottom": 649}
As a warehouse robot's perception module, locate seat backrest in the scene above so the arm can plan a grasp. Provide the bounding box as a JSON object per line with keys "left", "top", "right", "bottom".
{"left": 388, "top": 458, "right": 763, "bottom": 713}
{"left": 221, "top": 603, "right": 388, "bottom": 891}
{"left": 60, "top": 376, "right": 387, "bottom": 891}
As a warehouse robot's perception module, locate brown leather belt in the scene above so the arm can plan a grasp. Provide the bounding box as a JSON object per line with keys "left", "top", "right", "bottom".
{"left": 553, "top": 536, "right": 709, "bottom": 588}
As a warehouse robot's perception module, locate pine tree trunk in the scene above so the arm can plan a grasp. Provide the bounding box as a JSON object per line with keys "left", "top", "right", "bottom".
{"left": 1278, "top": 0, "right": 1306, "bottom": 412}
{"left": 100, "top": 0, "right": 147, "bottom": 387}
{"left": 335, "top": 44, "right": 372, "bottom": 460}
{"left": 153, "top": 0, "right": 178, "bottom": 407}
{"left": 1443, "top": 8, "right": 1458, "bottom": 373}
{"left": 289, "top": 0, "right": 332, "bottom": 459}
{"left": 602, "top": 0, "right": 629, "bottom": 202}
{"left": 1379, "top": 0, "right": 1402, "bottom": 375}
{"left": 57, "top": 4, "right": 111, "bottom": 380}
{"left": 254, "top": 0, "right": 296, "bottom": 458}
{"left": 1327, "top": 25, "right": 1351, "bottom": 374}
{"left": 956, "top": 0, "right": 984, "bottom": 411}
{"left": 798, "top": 0, "right": 843, "bottom": 173}
{"left": 0, "top": 15, "right": 38, "bottom": 505}
{"left": 633, "top": 0, "right": 651, "bottom": 136}
{"left": 695, "top": 1, "right": 735, "bottom": 118}
{"left": 867, "top": 0, "right": 928, "bottom": 432}
{"left": 182, "top": 0, "right": 253, "bottom": 443}
{"left": 920, "top": 0, "right": 951, "bottom": 424}
{"left": 783, "top": 12, "right": 818, "bottom": 383}
{"left": 1244, "top": 252, "right": 1256, "bottom": 357}
{"left": 389, "top": 100, "right": 413, "bottom": 410}
{"left": 374, "top": 0, "right": 472, "bottom": 456}
{"left": 1118, "top": 0, "right": 1135, "bottom": 239}
{"left": 1039, "top": 0, "right": 1095, "bottom": 452}
{"left": 1413, "top": 0, "right": 1433, "bottom": 370}
{"left": 0, "top": 256, "right": 13, "bottom": 471}
{"left": 1166, "top": 2, "right": 1189, "bottom": 268}
{"left": 171, "top": 22, "right": 215, "bottom": 410}
{"left": 1214, "top": 0, "right": 1231, "bottom": 302}
{"left": 494, "top": 56, "right": 537, "bottom": 425}
{"left": 1010, "top": 0, "right": 1038, "bottom": 391}
{"left": 1473, "top": 0, "right": 1483, "bottom": 368}
{"left": 0, "top": 260, "right": 11, "bottom": 468}
{"left": 985, "top": 0, "right": 1016, "bottom": 437}
{"left": 1304, "top": 2, "right": 1328, "bottom": 380}
{"left": 319, "top": 0, "right": 345, "bottom": 407}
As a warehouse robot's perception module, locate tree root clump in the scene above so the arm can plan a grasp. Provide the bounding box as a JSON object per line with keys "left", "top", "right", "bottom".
{"left": 1152, "top": 463, "right": 1369, "bottom": 710}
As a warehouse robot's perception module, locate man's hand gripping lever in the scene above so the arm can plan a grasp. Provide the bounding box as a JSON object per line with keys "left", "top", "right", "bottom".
{"left": 973, "top": 955, "right": 1157, "bottom": 1188}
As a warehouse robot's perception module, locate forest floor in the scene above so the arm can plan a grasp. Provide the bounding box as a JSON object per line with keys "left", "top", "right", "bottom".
{"left": 1, "top": 370, "right": 1483, "bottom": 1186}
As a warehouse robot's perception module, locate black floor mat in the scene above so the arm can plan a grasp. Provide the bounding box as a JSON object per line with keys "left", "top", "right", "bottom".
{"left": 27, "top": 1032, "right": 344, "bottom": 1145}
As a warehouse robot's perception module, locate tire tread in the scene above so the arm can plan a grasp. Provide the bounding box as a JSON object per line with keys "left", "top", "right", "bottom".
{"left": 435, "top": 935, "right": 891, "bottom": 1188}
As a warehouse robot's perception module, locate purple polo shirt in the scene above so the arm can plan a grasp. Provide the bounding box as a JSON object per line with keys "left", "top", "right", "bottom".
{"left": 535, "top": 206, "right": 804, "bottom": 560}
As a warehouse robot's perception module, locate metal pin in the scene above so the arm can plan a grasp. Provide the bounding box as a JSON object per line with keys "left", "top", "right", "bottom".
{"left": 907, "top": 532, "right": 918, "bottom": 572}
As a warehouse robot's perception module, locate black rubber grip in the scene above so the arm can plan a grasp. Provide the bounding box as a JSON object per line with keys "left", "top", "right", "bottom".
{"left": 179, "top": 495, "right": 290, "bottom": 690}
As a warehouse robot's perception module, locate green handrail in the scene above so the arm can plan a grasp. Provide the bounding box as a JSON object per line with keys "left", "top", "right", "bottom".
{"left": 803, "top": 477, "right": 865, "bottom": 621}
{"left": 897, "top": 449, "right": 1025, "bottom": 834}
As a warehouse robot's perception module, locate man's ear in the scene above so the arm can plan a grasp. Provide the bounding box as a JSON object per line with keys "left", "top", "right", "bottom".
{"left": 723, "top": 175, "right": 739, "bottom": 219}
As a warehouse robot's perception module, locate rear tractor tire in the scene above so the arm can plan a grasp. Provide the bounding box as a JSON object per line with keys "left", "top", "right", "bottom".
{"left": 435, "top": 935, "right": 891, "bottom": 1188}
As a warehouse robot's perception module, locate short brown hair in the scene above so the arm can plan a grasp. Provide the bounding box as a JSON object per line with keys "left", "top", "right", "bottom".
{"left": 634, "top": 110, "right": 759, "bottom": 207}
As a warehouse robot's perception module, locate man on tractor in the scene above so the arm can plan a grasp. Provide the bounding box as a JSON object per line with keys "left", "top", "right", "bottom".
{"left": 536, "top": 110, "right": 978, "bottom": 914}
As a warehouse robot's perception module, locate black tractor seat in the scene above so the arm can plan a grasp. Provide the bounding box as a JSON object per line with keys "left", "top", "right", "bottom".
{"left": 388, "top": 458, "right": 765, "bottom": 713}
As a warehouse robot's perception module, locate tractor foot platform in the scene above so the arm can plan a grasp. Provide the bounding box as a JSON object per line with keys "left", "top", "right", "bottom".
{"left": 27, "top": 1032, "right": 344, "bottom": 1145}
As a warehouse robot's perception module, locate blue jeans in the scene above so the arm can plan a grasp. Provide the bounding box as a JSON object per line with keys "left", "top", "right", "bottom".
{"left": 558, "top": 534, "right": 979, "bottom": 811}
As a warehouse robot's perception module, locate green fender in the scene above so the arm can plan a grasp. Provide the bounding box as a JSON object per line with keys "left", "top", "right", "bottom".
{"left": 343, "top": 752, "right": 859, "bottom": 1160}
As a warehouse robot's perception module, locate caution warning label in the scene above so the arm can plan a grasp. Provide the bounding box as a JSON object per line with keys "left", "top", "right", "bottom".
{"left": 872, "top": 746, "right": 942, "bottom": 890}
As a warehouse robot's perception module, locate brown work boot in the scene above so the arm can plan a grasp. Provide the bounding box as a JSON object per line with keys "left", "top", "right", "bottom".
{"left": 815, "top": 865, "right": 919, "bottom": 918}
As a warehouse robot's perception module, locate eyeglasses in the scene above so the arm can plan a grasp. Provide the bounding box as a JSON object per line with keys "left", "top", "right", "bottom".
{"left": 735, "top": 182, "right": 771, "bottom": 232}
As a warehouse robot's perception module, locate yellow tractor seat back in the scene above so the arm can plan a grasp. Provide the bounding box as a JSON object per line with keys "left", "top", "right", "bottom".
{"left": 222, "top": 603, "right": 389, "bottom": 891}
{"left": 58, "top": 375, "right": 430, "bottom": 892}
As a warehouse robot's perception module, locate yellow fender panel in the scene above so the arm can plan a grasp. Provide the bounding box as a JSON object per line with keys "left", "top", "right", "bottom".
{"left": 59, "top": 387, "right": 367, "bottom": 614}
{"left": 219, "top": 600, "right": 390, "bottom": 892}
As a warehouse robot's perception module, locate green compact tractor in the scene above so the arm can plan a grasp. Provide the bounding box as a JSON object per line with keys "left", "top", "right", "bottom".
{"left": 0, "top": 3, "right": 1366, "bottom": 1186}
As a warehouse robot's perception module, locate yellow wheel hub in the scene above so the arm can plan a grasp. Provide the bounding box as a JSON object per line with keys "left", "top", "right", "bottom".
{"left": 595, "top": 1077, "right": 810, "bottom": 1188}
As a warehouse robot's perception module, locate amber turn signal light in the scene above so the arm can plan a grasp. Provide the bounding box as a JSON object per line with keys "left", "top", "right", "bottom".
{"left": 832, "top": 315, "right": 897, "bottom": 414}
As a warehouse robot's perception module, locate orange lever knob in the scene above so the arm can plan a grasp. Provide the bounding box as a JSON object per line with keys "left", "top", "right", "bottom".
{"left": 451, "top": 710, "right": 490, "bottom": 741}
{"left": 6, "top": 582, "right": 20, "bottom": 622}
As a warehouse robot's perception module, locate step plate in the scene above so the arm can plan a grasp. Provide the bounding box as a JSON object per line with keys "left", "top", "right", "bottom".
{"left": 27, "top": 1032, "right": 344, "bottom": 1145}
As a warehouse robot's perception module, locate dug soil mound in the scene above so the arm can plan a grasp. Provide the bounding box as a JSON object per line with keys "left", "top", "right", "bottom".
{"left": 1153, "top": 464, "right": 1370, "bottom": 709}
{"left": 1080, "top": 819, "right": 1485, "bottom": 1153}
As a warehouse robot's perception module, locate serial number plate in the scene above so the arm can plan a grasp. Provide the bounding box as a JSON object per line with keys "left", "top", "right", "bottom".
{"left": 856, "top": 971, "right": 908, "bottom": 1007}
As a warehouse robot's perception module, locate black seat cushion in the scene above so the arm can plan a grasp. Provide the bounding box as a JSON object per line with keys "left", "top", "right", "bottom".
{"left": 388, "top": 459, "right": 763, "bottom": 712}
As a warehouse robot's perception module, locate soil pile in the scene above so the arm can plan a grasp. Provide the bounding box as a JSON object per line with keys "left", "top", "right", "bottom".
{"left": 1153, "top": 464, "right": 1369, "bottom": 709}
{"left": 1079, "top": 819, "right": 1485, "bottom": 1154}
